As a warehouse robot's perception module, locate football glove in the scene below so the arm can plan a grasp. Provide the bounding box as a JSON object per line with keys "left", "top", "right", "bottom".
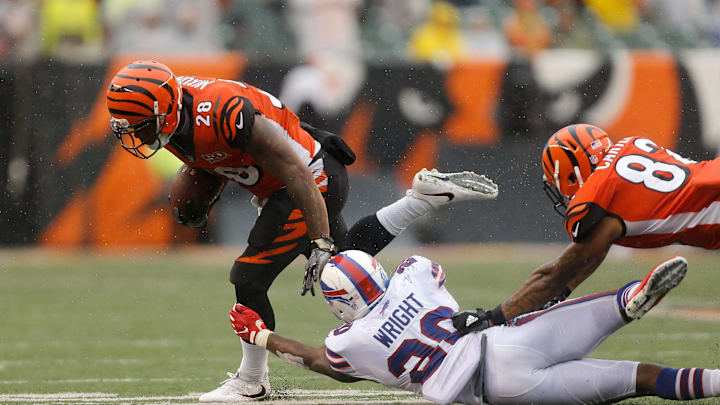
{"left": 451, "top": 308, "right": 491, "bottom": 335}
{"left": 301, "top": 235, "right": 337, "bottom": 296}
{"left": 229, "top": 303, "right": 273, "bottom": 348}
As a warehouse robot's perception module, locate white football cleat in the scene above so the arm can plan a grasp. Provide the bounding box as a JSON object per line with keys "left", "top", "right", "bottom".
{"left": 199, "top": 371, "right": 270, "bottom": 402}
{"left": 625, "top": 256, "right": 687, "bottom": 320}
{"left": 408, "top": 168, "right": 499, "bottom": 208}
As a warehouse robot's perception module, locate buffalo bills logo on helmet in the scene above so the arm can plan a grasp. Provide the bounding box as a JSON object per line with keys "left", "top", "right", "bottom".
{"left": 320, "top": 250, "right": 389, "bottom": 323}
{"left": 328, "top": 253, "right": 384, "bottom": 306}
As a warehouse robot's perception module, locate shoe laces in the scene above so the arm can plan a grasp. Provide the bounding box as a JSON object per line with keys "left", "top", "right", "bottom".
{"left": 219, "top": 371, "right": 241, "bottom": 386}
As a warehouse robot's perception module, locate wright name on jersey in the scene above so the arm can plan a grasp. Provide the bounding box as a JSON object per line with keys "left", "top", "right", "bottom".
{"left": 565, "top": 137, "right": 720, "bottom": 249}
{"left": 324, "top": 256, "right": 485, "bottom": 404}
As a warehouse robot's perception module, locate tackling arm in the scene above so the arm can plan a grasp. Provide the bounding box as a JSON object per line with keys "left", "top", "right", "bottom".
{"left": 245, "top": 115, "right": 330, "bottom": 240}
{"left": 265, "top": 335, "right": 362, "bottom": 383}
{"left": 494, "top": 216, "right": 623, "bottom": 323}
{"left": 229, "top": 303, "right": 360, "bottom": 382}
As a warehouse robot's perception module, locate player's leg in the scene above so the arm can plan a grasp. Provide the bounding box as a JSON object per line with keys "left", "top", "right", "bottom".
{"left": 493, "top": 256, "right": 687, "bottom": 364}
{"left": 484, "top": 288, "right": 629, "bottom": 403}
{"left": 484, "top": 257, "right": 688, "bottom": 403}
{"left": 488, "top": 287, "right": 628, "bottom": 371}
{"left": 624, "top": 255, "right": 688, "bottom": 319}
{"left": 486, "top": 357, "right": 639, "bottom": 404}
{"left": 200, "top": 191, "right": 311, "bottom": 403}
{"left": 636, "top": 362, "right": 720, "bottom": 400}
{"left": 490, "top": 360, "right": 720, "bottom": 404}
{"left": 341, "top": 168, "right": 499, "bottom": 255}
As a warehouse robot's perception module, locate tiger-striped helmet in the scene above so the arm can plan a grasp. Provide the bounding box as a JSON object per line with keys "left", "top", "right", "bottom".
{"left": 106, "top": 60, "right": 183, "bottom": 159}
{"left": 542, "top": 124, "right": 612, "bottom": 216}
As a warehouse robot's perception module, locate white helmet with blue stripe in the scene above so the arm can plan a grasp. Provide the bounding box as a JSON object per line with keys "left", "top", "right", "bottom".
{"left": 320, "top": 250, "right": 389, "bottom": 323}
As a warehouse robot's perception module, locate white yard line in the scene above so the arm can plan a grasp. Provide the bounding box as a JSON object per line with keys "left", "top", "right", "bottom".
{"left": 270, "top": 389, "right": 419, "bottom": 396}
{"left": 0, "top": 390, "right": 430, "bottom": 404}
{"left": 0, "top": 377, "right": 211, "bottom": 384}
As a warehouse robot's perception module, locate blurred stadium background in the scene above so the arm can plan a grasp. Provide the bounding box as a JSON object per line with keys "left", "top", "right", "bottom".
{"left": 2, "top": 0, "right": 720, "bottom": 403}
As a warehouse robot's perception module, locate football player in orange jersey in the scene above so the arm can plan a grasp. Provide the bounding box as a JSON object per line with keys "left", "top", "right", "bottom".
{"left": 106, "top": 60, "right": 499, "bottom": 401}
{"left": 453, "top": 123, "right": 720, "bottom": 332}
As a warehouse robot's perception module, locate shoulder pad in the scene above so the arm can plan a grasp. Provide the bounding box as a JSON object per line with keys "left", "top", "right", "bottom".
{"left": 394, "top": 256, "right": 446, "bottom": 288}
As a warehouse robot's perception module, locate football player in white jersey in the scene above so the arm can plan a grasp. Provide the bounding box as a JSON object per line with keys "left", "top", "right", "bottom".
{"left": 229, "top": 251, "right": 720, "bottom": 404}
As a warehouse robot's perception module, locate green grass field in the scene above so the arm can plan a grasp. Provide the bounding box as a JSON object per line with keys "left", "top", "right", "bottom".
{"left": 1, "top": 245, "right": 719, "bottom": 404}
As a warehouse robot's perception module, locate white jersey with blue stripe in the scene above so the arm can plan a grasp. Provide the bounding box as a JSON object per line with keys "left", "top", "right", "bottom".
{"left": 324, "top": 256, "right": 483, "bottom": 404}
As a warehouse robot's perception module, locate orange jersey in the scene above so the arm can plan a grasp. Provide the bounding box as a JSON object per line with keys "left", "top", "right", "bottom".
{"left": 165, "top": 76, "right": 321, "bottom": 198}
{"left": 565, "top": 137, "right": 720, "bottom": 249}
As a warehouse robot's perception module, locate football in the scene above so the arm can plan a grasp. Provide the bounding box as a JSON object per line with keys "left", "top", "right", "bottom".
{"left": 169, "top": 164, "right": 226, "bottom": 228}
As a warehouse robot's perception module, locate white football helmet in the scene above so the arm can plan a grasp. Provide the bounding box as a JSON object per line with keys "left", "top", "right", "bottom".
{"left": 320, "top": 250, "right": 389, "bottom": 323}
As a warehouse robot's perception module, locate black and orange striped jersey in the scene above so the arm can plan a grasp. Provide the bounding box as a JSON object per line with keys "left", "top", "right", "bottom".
{"left": 165, "top": 76, "right": 322, "bottom": 199}
{"left": 564, "top": 136, "right": 720, "bottom": 249}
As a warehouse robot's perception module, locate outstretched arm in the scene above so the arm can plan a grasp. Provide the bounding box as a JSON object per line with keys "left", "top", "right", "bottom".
{"left": 493, "top": 216, "right": 623, "bottom": 323}
{"left": 265, "top": 335, "right": 361, "bottom": 383}
{"left": 229, "top": 303, "right": 361, "bottom": 383}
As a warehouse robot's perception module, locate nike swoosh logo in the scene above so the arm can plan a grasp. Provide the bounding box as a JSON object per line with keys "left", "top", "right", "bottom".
{"left": 421, "top": 192, "right": 455, "bottom": 201}
{"left": 236, "top": 326, "right": 248, "bottom": 334}
{"left": 236, "top": 112, "right": 244, "bottom": 130}
{"left": 244, "top": 385, "right": 266, "bottom": 399}
{"left": 572, "top": 222, "right": 580, "bottom": 238}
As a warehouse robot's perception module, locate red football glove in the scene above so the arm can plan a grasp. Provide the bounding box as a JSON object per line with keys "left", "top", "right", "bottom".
{"left": 229, "top": 304, "right": 273, "bottom": 347}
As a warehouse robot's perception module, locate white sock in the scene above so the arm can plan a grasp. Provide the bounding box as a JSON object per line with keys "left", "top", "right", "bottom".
{"left": 376, "top": 195, "right": 433, "bottom": 236}
{"left": 706, "top": 369, "right": 720, "bottom": 397}
{"left": 237, "top": 339, "right": 269, "bottom": 381}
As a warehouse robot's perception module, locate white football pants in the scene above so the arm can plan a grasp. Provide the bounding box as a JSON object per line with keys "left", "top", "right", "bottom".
{"left": 483, "top": 288, "right": 638, "bottom": 405}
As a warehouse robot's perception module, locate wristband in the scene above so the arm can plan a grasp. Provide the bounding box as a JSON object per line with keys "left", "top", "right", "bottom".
{"left": 255, "top": 329, "right": 273, "bottom": 348}
{"left": 311, "top": 235, "right": 336, "bottom": 252}
{"left": 488, "top": 305, "right": 507, "bottom": 326}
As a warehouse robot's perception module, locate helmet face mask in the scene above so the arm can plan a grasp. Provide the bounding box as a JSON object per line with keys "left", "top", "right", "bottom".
{"left": 110, "top": 112, "right": 168, "bottom": 159}
{"left": 320, "top": 250, "right": 389, "bottom": 323}
{"left": 541, "top": 124, "right": 612, "bottom": 217}
{"left": 106, "top": 60, "right": 182, "bottom": 159}
{"left": 542, "top": 178, "right": 569, "bottom": 216}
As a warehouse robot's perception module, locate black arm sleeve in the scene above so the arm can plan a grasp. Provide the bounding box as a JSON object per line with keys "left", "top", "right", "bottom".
{"left": 565, "top": 202, "right": 609, "bottom": 242}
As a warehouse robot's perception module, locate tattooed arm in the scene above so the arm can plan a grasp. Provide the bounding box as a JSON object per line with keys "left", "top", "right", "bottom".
{"left": 491, "top": 216, "right": 623, "bottom": 323}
